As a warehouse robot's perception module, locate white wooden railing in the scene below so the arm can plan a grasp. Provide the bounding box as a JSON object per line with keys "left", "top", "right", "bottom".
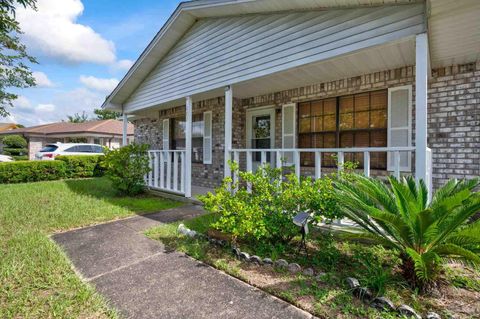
{"left": 228, "top": 146, "right": 417, "bottom": 180}
{"left": 146, "top": 150, "right": 186, "bottom": 195}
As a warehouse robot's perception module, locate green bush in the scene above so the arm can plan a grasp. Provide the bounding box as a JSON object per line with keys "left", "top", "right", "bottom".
{"left": 0, "top": 160, "right": 66, "bottom": 183}
{"left": 55, "top": 155, "right": 105, "bottom": 178}
{"left": 335, "top": 174, "right": 480, "bottom": 292}
{"left": 12, "top": 155, "right": 28, "bottom": 161}
{"left": 103, "top": 144, "right": 150, "bottom": 195}
{"left": 201, "top": 162, "right": 339, "bottom": 244}
{"left": 2, "top": 147, "right": 28, "bottom": 156}
{"left": 1, "top": 134, "right": 27, "bottom": 148}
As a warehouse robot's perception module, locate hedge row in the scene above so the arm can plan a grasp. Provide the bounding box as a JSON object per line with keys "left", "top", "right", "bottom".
{"left": 0, "top": 161, "right": 67, "bottom": 184}
{"left": 0, "top": 155, "right": 104, "bottom": 184}
{"left": 55, "top": 155, "right": 105, "bottom": 178}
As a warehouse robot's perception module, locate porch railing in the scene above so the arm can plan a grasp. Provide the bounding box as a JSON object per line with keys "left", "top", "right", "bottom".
{"left": 146, "top": 150, "right": 186, "bottom": 195}
{"left": 229, "top": 146, "right": 415, "bottom": 178}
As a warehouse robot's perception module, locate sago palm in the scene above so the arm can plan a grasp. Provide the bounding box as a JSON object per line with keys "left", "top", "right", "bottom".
{"left": 334, "top": 175, "right": 480, "bottom": 291}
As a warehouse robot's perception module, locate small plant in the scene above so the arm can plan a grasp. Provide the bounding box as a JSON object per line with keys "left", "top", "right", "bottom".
{"left": 335, "top": 174, "right": 480, "bottom": 292}
{"left": 103, "top": 144, "right": 150, "bottom": 195}
{"left": 201, "top": 162, "right": 339, "bottom": 244}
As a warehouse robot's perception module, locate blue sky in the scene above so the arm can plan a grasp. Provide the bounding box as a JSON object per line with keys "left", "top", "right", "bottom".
{"left": 7, "top": 0, "right": 182, "bottom": 126}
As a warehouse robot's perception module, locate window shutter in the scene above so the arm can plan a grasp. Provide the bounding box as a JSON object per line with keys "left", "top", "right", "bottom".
{"left": 203, "top": 111, "right": 212, "bottom": 164}
{"left": 162, "top": 119, "right": 169, "bottom": 160}
{"left": 282, "top": 103, "right": 296, "bottom": 165}
{"left": 387, "top": 85, "right": 412, "bottom": 171}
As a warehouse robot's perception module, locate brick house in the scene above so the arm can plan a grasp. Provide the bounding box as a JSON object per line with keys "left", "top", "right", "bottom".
{"left": 0, "top": 120, "right": 134, "bottom": 160}
{"left": 104, "top": 0, "right": 480, "bottom": 198}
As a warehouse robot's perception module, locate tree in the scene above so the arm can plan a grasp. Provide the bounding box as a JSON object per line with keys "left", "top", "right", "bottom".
{"left": 94, "top": 108, "right": 120, "bottom": 120}
{"left": 67, "top": 111, "right": 89, "bottom": 123}
{"left": 0, "top": 0, "right": 38, "bottom": 117}
{"left": 335, "top": 175, "right": 480, "bottom": 292}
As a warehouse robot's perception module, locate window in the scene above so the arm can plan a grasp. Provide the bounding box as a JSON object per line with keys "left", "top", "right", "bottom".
{"left": 40, "top": 145, "right": 58, "bottom": 152}
{"left": 172, "top": 114, "right": 204, "bottom": 163}
{"left": 64, "top": 146, "right": 80, "bottom": 152}
{"left": 298, "top": 90, "right": 388, "bottom": 169}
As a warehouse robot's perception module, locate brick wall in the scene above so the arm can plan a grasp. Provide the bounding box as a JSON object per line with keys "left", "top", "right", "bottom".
{"left": 28, "top": 137, "right": 44, "bottom": 160}
{"left": 133, "top": 62, "right": 479, "bottom": 190}
{"left": 428, "top": 62, "right": 480, "bottom": 188}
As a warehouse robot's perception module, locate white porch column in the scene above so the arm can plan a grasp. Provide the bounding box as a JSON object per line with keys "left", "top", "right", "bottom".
{"left": 122, "top": 112, "right": 128, "bottom": 146}
{"left": 415, "top": 33, "right": 429, "bottom": 184}
{"left": 224, "top": 85, "right": 233, "bottom": 179}
{"left": 185, "top": 96, "right": 193, "bottom": 198}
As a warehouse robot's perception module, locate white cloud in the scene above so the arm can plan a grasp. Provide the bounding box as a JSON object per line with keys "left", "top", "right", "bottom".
{"left": 13, "top": 96, "right": 32, "bottom": 110}
{"left": 8, "top": 87, "right": 105, "bottom": 126}
{"left": 16, "top": 0, "right": 116, "bottom": 64}
{"left": 32, "top": 71, "right": 54, "bottom": 87}
{"left": 79, "top": 75, "right": 119, "bottom": 93}
{"left": 113, "top": 59, "right": 134, "bottom": 71}
{"left": 36, "top": 103, "right": 56, "bottom": 112}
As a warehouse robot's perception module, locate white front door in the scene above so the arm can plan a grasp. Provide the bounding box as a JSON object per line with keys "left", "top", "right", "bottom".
{"left": 246, "top": 107, "right": 276, "bottom": 169}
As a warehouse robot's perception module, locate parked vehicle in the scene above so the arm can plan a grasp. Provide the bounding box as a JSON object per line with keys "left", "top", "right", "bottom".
{"left": 0, "top": 155, "right": 14, "bottom": 162}
{"left": 35, "top": 143, "right": 104, "bottom": 160}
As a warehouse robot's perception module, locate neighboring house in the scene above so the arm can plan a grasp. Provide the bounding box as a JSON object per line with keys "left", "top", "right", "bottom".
{"left": 0, "top": 120, "right": 134, "bottom": 160}
{"left": 0, "top": 123, "right": 20, "bottom": 132}
{"left": 104, "top": 0, "right": 480, "bottom": 198}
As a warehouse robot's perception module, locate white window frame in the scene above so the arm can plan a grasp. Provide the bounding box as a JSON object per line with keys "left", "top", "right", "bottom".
{"left": 387, "top": 85, "right": 412, "bottom": 172}
{"left": 282, "top": 103, "right": 296, "bottom": 165}
{"left": 203, "top": 111, "right": 212, "bottom": 164}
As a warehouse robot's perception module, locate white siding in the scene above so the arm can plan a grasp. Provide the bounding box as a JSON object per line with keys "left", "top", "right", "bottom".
{"left": 125, "top": 4, "right": 424, "bottom": 112}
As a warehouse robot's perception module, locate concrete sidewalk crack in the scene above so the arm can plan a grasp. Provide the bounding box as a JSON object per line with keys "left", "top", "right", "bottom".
{"left": 85, "top": 251, "right": 165, "bottom": 282}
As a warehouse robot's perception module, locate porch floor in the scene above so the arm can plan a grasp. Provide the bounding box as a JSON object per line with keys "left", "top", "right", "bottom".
{"left": 192, "top": 185, "right": 215, "bottom": 197}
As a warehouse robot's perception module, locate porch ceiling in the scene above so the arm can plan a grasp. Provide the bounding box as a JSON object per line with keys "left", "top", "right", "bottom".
{"left": 232, "top": 37, "right": 415, "bottom": 99}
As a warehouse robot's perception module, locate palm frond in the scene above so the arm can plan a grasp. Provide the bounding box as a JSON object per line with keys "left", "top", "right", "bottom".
{"left": 433, "top": 243, "right": 480, "bottom": 265}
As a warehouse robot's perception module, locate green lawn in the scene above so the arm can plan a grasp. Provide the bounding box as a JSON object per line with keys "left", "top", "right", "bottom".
{"left": 0, "top": 177, "right": 180, "bottom": 318}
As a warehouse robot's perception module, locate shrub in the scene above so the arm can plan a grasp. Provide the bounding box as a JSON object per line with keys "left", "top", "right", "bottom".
{"left": 1, "top": 134, "right": 27, "bottom": 148}
{"left": 2, "top": 147, "right": 28, "bottom": 156}
{"left": 201, "top": 163, "right": 339, "bottom": 244}
{"left": 103, "top": 144, "right": 150, "bottom": 195}
{"left": 0, "top": 160, "right": 66, "bottom": 183}
{"left": 335, "top": 174, "right": 480, "bottom": 292}
{"left": 55, "top": 155, "right": 105, "bottom": 178}
{"left": 1, "top": 135, "right": 27, "bottom": 156}
{"left": 12, "top": 155, "right": 28, "bottom": 161}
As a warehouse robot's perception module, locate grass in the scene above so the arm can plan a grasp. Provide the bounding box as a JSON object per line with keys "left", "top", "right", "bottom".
{"left": 0, "top": 177, "right": 181, "bottom": 318}
{"left": 147, "top": 214, "right": 480, "bottom": 319}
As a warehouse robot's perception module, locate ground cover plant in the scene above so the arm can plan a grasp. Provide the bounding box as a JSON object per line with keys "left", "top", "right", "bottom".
{"left": 0, "top": 177, "right": 180, "bottom": 318}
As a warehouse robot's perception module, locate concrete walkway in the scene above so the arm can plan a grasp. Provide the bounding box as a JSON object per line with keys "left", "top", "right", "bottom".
{"left": 53, "top": 206, "right": 315, "bottom": 319}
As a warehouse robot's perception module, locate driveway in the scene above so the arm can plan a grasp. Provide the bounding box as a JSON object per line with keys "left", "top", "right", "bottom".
{"left": 53, "top": 205, "right": 315, "bottom": 319}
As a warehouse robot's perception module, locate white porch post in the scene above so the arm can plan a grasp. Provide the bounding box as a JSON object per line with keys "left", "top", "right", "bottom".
{"left": 185, "top": 96, "right": 192, "bottom": 198}
{"left": 122, "top": 112, "right": 128, "bottom": 146}
{"left": 224, "top": 85, "right": 233, "bottom": 179}
{"left": 415, "top": 33, "right": 429, "bottom": 185}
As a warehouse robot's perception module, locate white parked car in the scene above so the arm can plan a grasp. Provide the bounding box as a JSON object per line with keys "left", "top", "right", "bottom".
{"left": 35, "top": 143, "right": 105, "bottom": 160}
{"left": 0, "top": 154, "right": 14, "bottom": 162}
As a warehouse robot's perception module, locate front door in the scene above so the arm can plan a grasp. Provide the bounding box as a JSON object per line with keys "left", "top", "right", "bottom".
{"left": 246, "top": 107, "right": 276, "bottom": 169}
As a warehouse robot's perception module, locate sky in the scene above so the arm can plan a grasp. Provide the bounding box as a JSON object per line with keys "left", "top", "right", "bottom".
{"left": 5, "top": 0, "right": 183, "bottom": 126}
